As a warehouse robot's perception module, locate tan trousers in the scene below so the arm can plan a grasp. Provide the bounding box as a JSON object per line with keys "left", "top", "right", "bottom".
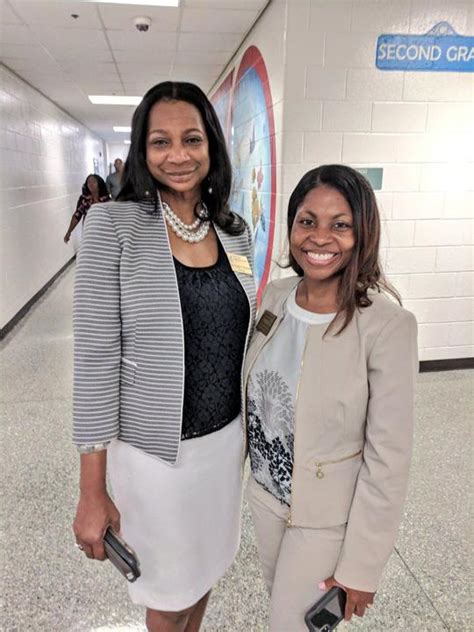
{"left": 246, "top": 476, "right": 346, "bottom": 632}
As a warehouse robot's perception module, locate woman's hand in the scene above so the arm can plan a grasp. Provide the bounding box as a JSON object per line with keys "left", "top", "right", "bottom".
{"left": 64, "top": 232, "right": 71, "bottom": 244}
{"left": 73, "top": 490, "right": 121, "bottom": 561}
{"left": 320, "top": 577, "right": 375, "bottom": 620}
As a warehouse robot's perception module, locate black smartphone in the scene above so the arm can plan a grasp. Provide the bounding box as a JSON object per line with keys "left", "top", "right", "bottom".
{"left": 305, "top": 586, "right": 347, "bottom": 632}
{"left": 103, "top": 528, "right": 141, "bottom": 583}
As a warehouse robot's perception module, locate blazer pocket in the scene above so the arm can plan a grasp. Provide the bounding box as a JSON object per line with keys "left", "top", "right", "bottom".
{"left": 120, "top": 357, "right": 137, "bottom": 385}
{"left": 290, "top": 450, "right": 363, "bottom": 529}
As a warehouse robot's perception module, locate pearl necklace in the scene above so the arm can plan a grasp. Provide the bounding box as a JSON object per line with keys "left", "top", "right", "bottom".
{"left": 162, "top": 200, "right": 210, "bottom": 243}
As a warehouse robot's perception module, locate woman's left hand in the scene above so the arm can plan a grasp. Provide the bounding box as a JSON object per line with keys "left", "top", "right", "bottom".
{"left": 320, "top": 577, "right": 375, "bottom": 620}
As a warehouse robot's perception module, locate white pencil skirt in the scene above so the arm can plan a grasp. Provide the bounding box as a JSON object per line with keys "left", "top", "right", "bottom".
{"left": 107, "top": 416, "right": 243, "bottom": 611}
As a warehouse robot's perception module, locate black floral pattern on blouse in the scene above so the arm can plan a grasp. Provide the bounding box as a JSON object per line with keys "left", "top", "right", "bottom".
{"left": 247, "top": 370, "right": 294, "bottom": 506}
{"left": 175, "top": 242, "right": 250, "bottom": 440}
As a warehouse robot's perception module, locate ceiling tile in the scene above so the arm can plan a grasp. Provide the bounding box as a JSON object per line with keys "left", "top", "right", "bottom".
{"left": 0, "top": 43, "right": 47, "bottom": 59}
{"left": 184, "top": 0, "right": 266, "bottom": 8}
{"left": 9, "top": 1, "right": 102, "bottom": 28}
{"left": 98, "top": 4, "right": 180, "bottom": 31}
{"left": 0, "top": 23, "right": 33, "bottom": 45}
{"left": 112, "top": 48, "right": 174, "bottom": 63}
{"left": 173, "top": 62, "right": 223, "bottom": 76}
{"left": 0, "top": 1, "right": 22, "bottom": 24}
{"left": 2, "top": 0, "right": 265, "bottom": 143}
{"left": 1, "top": 57, "right": 59, "bottom": 73}
{"left": 56, "top": 48, "right": 114, "bottom": 63}
{"left": 123, "top": 77, "right": 169, "bottom": 91}
{"left": 122, "top": 81, "right": 162, "bottom": 92}
{"left": 178, "top": 31, "right": 240, "bottom": 52}
{"left": 30, "top": 26, "right": 109, "bottom": 50}
{"left": 107, "top": 29, "right": 177, "bottom": 51}
{"left": 174, "top": 50, "right": 229, "bottom": 65}
{"left": 77, "top": 83, "right": 125, "bottom": 95}
{"left": 181, "top": 7, "right": 258, "bottom": 32}
{"left": 117, "top": 61, "right": 172, "bottom": 74}
{"left": 60, "top": 60, "right": 117, "bottom": 72}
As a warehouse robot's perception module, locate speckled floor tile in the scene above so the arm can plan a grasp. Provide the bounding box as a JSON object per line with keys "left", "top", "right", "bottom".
{"left": 394, "top": 370, "right": 472, "bottom": 631}
{"left": 0, "top": 267, "right": 74, "bottom": 404}
{"left": 1, "top": 266, "right": 472, "bottom": 631}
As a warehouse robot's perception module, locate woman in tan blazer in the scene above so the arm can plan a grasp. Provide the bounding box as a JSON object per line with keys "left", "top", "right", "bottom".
{"left": 244, "top": 164, "right": 418, "bottom": 631}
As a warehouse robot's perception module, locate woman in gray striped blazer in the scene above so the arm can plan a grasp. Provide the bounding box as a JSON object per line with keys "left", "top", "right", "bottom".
{"left": 72, "top": 82, "right": 256, "bottom": 632}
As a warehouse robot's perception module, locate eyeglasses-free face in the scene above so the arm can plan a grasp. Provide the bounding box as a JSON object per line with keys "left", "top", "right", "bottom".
{"left": 290, "top": 184, "right": 355, "bottom": 289}
{"left": 146, "top": 99, "right": 210, "bottom": 198}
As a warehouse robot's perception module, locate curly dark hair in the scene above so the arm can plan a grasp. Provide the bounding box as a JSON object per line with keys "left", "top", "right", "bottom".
{"left": 118, "top": 81, "right": 245, "bottom": 236}
{"left": 287, "top": 164, "right": 400, "bottom": 333}
{"left": 82, "top": 174, "right": 108, "bottom": 198}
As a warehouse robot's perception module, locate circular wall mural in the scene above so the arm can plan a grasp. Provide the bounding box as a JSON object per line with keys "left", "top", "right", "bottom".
{"left": 230, "top": 46, "right": 276, "bottom": 299}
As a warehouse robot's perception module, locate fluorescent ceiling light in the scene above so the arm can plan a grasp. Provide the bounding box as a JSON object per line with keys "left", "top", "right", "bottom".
{"left": 89, "top": 95, "right": 142, "bottom": 105}
{"left": 83, "top": 1, "right": 179, "bottom": 6}
{"left": 124, "top": 140, "right": 131, "bottom": 145}
{"left": 113, "top": 126, "right": 132, "bottom": 133}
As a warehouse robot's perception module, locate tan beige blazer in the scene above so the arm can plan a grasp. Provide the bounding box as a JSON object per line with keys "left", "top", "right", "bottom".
{"left": 243, "top": 276, "right": 418, "bottom": 591}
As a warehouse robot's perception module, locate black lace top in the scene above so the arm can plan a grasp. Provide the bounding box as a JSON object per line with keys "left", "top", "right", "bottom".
{"left": 174, "top": 241, "right": 250, "bottom": 440}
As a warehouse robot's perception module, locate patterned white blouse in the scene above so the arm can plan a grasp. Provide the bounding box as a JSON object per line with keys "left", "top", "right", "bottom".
{"left": 247, "top": 287, "right": 334, "bottom": 506}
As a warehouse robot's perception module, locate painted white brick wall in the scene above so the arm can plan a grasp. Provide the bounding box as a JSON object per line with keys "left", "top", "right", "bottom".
{"left": 0, "top": 65, "right": 105, "bottom": 329}
{"left": 274, "top": 0, "right": 474, "bottom": 361}
{"left": 207, "top": 0, "right": 472, "bottom": 360}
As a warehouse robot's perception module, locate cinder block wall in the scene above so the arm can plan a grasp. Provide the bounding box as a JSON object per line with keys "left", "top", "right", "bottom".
{"left": 213, "top": 0, "right": 472, "bottom": 361}
{"left": 279, "top": 0, "right": 473, "bottom": 361}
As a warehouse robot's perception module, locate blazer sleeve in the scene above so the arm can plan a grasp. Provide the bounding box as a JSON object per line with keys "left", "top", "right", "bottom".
{"left": 72, "top": 204, "right": 122, "bottom": 447}
{"left": 334, "top": 309, "right": 418, "bottom": 592}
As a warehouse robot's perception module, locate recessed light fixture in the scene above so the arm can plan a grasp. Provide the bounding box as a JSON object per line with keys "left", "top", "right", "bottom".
{"left": 113, "top": 126, "right": 132, "bottom": 133}
{"left": 82, "top": 0, "right": 178, "bottom": 6}
{"left": 89, "top": 95, "right": 141, "bottom": 105}
{"left": 124, "top": 140, "right": 131, "bottom": 145}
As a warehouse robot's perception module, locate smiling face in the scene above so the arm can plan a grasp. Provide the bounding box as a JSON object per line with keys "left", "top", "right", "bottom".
{"left": 290, "top": 184, "right": 355, "bottom": 288}
{"left": 145, "top": 99, "right": 210, "bottom": 197}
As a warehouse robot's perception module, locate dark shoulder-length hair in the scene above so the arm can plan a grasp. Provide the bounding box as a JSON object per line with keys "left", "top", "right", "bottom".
{"left": 118, "top": 81, "right": 245, "bottom": 235}
{"left": 82, "top": 174, "right": 108, "bottom": 198}
{"left": 287, "top": 164, "right": 400, "bottom": 334}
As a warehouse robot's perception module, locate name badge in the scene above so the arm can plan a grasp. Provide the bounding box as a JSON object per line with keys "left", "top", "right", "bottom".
{"left": 256, "top": 310, "right": 277, "bottom": 335}
{"left": 228, "top": 253, "right": 252, "bottom": 275}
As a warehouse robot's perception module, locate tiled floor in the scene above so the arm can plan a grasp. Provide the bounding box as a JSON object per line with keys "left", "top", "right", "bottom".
{"left": 1, "top": 266, "right": 471, "bottom": 631}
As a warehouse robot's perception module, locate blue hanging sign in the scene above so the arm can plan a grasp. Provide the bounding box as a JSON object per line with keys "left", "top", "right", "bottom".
{"left": 376, "top": 22, "right": 474, "bottom": 72}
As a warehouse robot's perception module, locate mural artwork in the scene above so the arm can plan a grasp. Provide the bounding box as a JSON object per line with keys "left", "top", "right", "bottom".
{"left": 211, "top": 46, "right": 276, "bottom": 300}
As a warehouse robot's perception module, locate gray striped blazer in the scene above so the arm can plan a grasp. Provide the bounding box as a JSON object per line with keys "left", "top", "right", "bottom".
{"left": 73, "top": 200, "right": 256, "bottom": 464}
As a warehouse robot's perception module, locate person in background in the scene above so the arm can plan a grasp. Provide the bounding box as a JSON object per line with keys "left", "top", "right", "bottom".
{"left": 72, "top": 81, "right": 256, "bottom": 632}
{"left": 244, "top": 164, "right": 418, "bottom": 631}
{"left": 106, "top": 157, "right": 124, "bottom": 200}
{"left": 64, "top": 174, "right": 109, "bottom": 244}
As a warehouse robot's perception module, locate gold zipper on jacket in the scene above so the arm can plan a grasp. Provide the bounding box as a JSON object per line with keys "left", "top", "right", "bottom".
{"left": 287, "top": 328, "right": 309, "bottom": 528}
{"left": 315, "top": 449, "right": 363, "bottom": 479}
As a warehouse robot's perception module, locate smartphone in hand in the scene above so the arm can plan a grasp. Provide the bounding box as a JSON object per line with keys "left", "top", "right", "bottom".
{"left": 305, "top": 586, "right": 347, "bottom": 631}
{"left": 103, "top": 528, "right": 141, "bottom": 582}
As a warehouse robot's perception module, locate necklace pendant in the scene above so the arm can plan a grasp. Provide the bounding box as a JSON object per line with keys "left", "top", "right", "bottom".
{"left": 162, "top": 199, "right": 210, "bottom": 244}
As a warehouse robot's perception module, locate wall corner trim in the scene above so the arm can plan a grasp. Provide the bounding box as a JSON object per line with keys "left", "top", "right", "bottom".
{"left": 419, "top": 358, "right": 474, "bottom": 372}
{"left": 0, "top": 256, "right": 76, "bottom": 341}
